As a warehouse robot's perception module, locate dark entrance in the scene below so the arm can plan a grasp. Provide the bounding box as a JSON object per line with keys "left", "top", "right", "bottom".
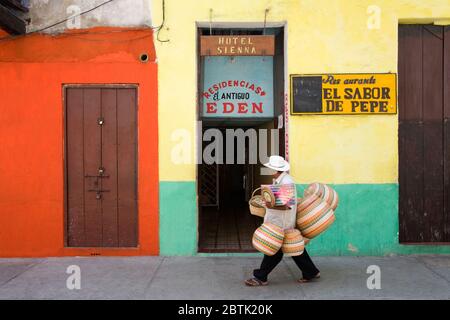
{"left": 65, "top": 86, "right": 138, "bottom": 247}
{"left": 398, "top": 25, "right": 450, "bottom": 243}
{"left": 198, "top": 123, "right": 280, "bottom": 252}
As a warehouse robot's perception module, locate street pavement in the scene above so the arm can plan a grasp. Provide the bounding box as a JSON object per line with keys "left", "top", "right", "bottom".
{"left": 0, "top": 255, "right": 449, "bottom": 300}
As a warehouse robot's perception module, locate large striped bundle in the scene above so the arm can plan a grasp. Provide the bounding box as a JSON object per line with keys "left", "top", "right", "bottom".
{"left": 304, "top": 182, "right": 339, "bottom": 210}
{"left": 297, "top": 193, "right": 321, "bottom": 213}
{"left": 282, "top": 229, "right": 305, "bottom": 256}
{"left": 252, "top": 223, "right": 285, "bottom": 256}
{"left": 296, "top": 194, "right": 335, "bottom": 239}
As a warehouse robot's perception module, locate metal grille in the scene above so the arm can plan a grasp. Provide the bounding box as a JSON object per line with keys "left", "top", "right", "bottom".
{"left": 199, "top": 163, "right": 219, "bottom": 207}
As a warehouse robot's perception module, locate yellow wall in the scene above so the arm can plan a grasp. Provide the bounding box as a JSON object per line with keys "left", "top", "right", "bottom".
{"left": 152, "top": 0, "right": 450, "bottom": 183}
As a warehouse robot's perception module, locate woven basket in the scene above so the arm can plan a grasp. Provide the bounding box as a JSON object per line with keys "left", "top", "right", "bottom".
{"left": 297, "top": 193, "right": 321, "bottom": 213}
{"left": 249, "top": 188, "right": 266, "bottom": 218}
{"left": 304, "top": 182, "right": 339, "bottom": 211}
{"left": 260, "top": 186, "right": 275, "bottom": 208}
{"left": 296, "top": 194, "right": 335, "bottom": 239}
{"left": 252, "top": 223, "right": 284, "bottom": 256}
{"left": 282, "top": 229, "right": 305, "bottom": 256}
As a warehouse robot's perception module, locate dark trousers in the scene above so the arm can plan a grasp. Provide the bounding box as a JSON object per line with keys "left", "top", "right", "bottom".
{"left": 253, "top": 248, "right": 320, "bottom": 282}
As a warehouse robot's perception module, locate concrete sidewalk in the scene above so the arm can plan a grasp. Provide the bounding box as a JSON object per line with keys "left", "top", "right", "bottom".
{"left": 0, "top": 255, "right": 449, "bottom": 300}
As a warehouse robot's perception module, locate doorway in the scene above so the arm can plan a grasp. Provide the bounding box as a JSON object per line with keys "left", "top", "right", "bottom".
{"left": 398, "top": 25, "right": 450, "bottom": 243}
{"left": 64, "top": 86, "right": 138, "bottom": 247}
{"left": 197, "top": 26, "right": 285, "bottom": 252}
{"left": 198, "top": 122, "right": 280, "bottom": 252}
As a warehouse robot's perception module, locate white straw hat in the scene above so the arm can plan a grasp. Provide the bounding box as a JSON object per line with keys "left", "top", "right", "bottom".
{"left": 263, "top": 155, "right": 290, "bottom": 172}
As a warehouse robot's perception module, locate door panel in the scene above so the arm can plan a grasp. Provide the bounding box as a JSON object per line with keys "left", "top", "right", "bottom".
{"left": 66, "top": 88, "right": 85, "bottom": 247}
{"left": 423, "top": 26, "right": 444, "bottom": 242}
{"left": 83, "top": 88, "right": 103, "bottom": 247}
{"left": 399, "top": 122, "right": 424, "bottom": 241}
{"left": 117, "top": 89, "right": 138, "bottom": 247}
{"left": 101, "top": 88, "right": 119, "bottom": 247}
{"left": 399, "top": 25, "right": 448, "bottom": 242}
{"left": 66, "top": 87, "right": 137, "bottom": 248}
{"left": 445, "top": 27, "right": 450, "bottom": 241}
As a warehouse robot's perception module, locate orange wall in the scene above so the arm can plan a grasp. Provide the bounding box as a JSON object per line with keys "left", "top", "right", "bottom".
{"left": 0, "top": 27, "right": 159, "bottom": 257}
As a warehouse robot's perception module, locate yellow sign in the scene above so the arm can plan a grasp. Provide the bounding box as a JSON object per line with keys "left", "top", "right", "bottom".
{"left": 290, "top": 73, "right": 397, "bottom": 115}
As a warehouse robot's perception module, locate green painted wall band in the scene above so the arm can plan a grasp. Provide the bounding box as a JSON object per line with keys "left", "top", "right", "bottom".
{"left": 159, "top": 182, "right": 450, "bottom": 256}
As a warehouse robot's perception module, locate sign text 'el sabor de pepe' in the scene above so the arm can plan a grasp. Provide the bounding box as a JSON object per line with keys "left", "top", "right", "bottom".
{"left": 291, "top": 73, "right": 397, "bottom": 115}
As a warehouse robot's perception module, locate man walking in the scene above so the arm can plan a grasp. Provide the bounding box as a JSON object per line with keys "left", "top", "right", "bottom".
{"left": 245, "top": 155, "right": 320, "bottom": 286}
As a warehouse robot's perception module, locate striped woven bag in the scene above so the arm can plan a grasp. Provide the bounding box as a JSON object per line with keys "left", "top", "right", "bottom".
{"left": 252, "top": 223, "right": 285, "bottom": 256}
{"left": 304, "top": 182, "right": 339, "bottom": 211}
{"left": 297, "top": 193, "right": 321, "bottom": 213}
{"left": 282, "top": 229, "right": 305, "bottom": 256}
{"left": 296, "top": 194, "right": 335, "bottom": 239}
{"left": 261, "top": 183, "right": 296, "bottom": 207}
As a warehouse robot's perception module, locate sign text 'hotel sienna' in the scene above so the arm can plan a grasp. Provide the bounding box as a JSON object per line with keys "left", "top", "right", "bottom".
{"left": 200, "top": 35, "right": 275, "bottom": 56}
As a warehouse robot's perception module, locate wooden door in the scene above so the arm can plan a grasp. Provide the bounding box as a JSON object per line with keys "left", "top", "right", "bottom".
{"left": 398, "top": 25, "right": 450, "bottom": 242}
{"left": 65, "top": 87, "right": 137, "bottom": 247}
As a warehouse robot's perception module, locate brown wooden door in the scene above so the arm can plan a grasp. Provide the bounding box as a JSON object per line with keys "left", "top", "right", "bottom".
{"left": 65, "top": 87, "right": 137, "bottom": 247}
{"left": 399, "top": 25, "right": 450, "bottom": 243}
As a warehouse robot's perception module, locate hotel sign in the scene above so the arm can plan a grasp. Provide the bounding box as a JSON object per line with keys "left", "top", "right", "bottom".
{"left": 291, "top": 73, "right": 397, "bottom": 115}
{"left": 202, "top": 56, "right": 274, "bottom": 118}
{"left": 200, "top": 35, "right": 275, "bottom": 56}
